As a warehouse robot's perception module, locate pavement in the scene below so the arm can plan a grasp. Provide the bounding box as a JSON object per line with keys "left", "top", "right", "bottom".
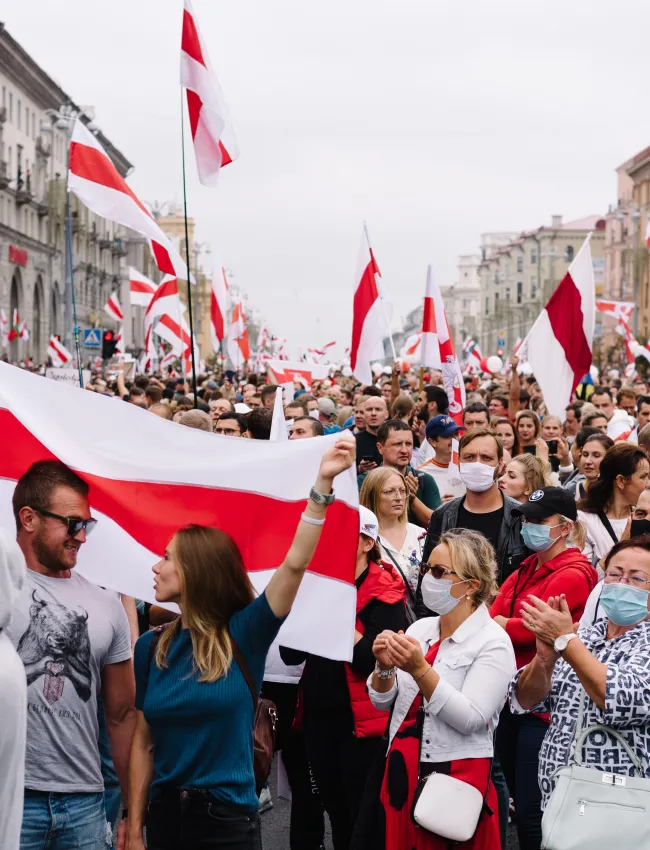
{"left": 260, "top": 758, "right": 520, "bottom": 849}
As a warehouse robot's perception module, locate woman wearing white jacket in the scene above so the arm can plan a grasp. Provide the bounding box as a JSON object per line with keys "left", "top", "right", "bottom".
{"left": 367, "top": 528, "right": 515, "bottom": 850}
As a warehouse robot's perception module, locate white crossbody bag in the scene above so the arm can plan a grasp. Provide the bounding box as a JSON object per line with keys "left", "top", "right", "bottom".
{"left": 541, "top": 691, "right": 650, "bottom": 850}
{"left": 410, "top": 706, "right": 492, "bottom": 843}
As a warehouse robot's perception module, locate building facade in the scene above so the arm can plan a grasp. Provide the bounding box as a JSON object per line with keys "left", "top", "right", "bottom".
{"left": 477, "top": 216, "right": 606, "bottom": 356}
{"left": 0, "top": 23, "right": 132, "bottom": 363}
{"left": 619, "top": 146, "right": 650, "bottom": 340}
{"left": 440, "top": 254, "right": 482, "bottom": 353}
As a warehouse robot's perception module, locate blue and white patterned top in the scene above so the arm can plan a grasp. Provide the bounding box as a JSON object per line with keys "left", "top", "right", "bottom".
{"left": 508, "top": 618, "right": 650, "bottom": 809}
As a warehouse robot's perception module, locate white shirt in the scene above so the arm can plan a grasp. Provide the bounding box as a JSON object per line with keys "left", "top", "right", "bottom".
{"left": 379, "top": 522, "right": 425, "bottom": 595}
{"left": 578, "top": 510, "right": 627, "bottom": 565}
{"left": 418, "top": 458, "right": 466, "bottom": 499}
{"left": 368, "top": 605, "right": 516, "bottom": 762}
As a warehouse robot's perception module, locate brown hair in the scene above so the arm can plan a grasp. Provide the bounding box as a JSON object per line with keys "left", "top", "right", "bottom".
{"left": 391, "top": 395, "right": 415, "bottom": 421}
{"left": 156, "top": 525, "right": 255, "bottom": 682}
{"left": 360, "top": 467, "right": 408, "bottom": 525}
{"left": 458, "top": 427, "right": 504, "bottom": 461}
{"left": 13, "top": 460, "right": 89, "bottom": 533}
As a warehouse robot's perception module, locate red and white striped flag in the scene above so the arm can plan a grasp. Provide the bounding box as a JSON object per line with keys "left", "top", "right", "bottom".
{"left": 104, "top": 292, "right": 123, "bottom": 322}
{"left": 129, "top": 268, "right": 158, "bottom": 308}
{"left": 210, "top": 267, "right": 230, "bottom": 350}
{"left": 0, "top": 309, "right": 8, "bottom": 347}
{"left": 266, "top": 360, "right": 329, "bottom": 390}
{"left": 350, "top": 226, "right": 390, "bottom": 384}
{"left": 227, "top": 300, "right": 250, "bottom": 369}
{"left": 400, "top": 332, "right": 421, "bottom": 361}
{"left": 595, "top": 299, "right": 634, "bottom": 324}
{"left": 0, "top": 363, "right": 358, "bottom": 660}
{"left": 144, "top": 276, "right": 184, "bottom": 356}
{"left": 526, "top": 235, "right": 594, "bottom": 417}
{"left": 115, "top": 327, "right": 124, "bottom": 355}
{"left": 430, "top": 270, "right": 465, "bottom": 425}
{"left": 420, "top": 266, "right": 442, "bottom": 369}
{"left": 68, "top": 120, "right": 189, "bottom": 279}
{"left": 180, "top": 0, "right": 239, "bottom": 187}
{"left": 47, "top": 335, "right": 72, "bottom": 367}
{"left": 8, "top": 309, "right": 21, "bottom": 343}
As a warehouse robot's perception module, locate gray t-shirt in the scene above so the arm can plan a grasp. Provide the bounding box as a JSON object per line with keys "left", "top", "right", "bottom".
{"left": 5, "top": 570, "right": 131, "bottom": 792}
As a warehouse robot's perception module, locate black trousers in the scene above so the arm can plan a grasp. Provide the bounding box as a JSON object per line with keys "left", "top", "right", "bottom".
{"left": 262, "top": 681, "right": 325, "bottom": 850}
{"left": 147, "top": 787, "right": 261, "bottom": 850}
{"left": 496, "top": 706, "right": 547, "bottom": 850}
{"left": 304, "top": 706, "right": 383, "bottom": 850}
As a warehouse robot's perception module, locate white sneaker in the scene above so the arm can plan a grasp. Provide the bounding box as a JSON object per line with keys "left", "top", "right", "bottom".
{"left": 258, "top": 786, "right": 273, "bottom": 814}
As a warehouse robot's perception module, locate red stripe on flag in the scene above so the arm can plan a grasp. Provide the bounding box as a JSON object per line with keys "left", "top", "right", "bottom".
{"left": 0, "top": 410, "right": 357, "bottom": 586}
{"left": 422, "top": 296, "right": 436, "bottom": 334}
{"left": 181, "top": 8, "right": 205, "bottom": 67}
{"left": 219, "top": 140, "right": 233, "bottom": 167}
{"left": 545, "top": 271, "right": 592, "bottom": 391}
{"left": 131, "top": 281, "right": 155, "bottom": 294}
{"left": 211, "top": 289, "right": 224, "bottom": 342}
{"left": 186, "top": 89, "right": 202, "bottom": 140}
{"left": 350, "top": 250, "right": 380, "bottom": 370}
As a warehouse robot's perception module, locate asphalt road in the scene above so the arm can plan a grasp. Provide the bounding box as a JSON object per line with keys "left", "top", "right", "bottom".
{"left": 260, "top": 758, "right": 520, "bottom": 850}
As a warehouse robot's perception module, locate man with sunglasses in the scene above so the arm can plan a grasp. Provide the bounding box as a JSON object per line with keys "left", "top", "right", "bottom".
{"left": 214, "top": 411, "right": 249, "bottom": 437}
{"left": 5, "top": 460, "right": 134, "bottom": 850}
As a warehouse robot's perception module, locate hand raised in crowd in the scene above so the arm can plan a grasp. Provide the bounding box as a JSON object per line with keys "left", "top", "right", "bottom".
{"left": 520, "top": 594, "right": 575, "bottom": 646}
{"left": 358, "top": 459, "right": 377, "bottom": 474}
{"left": 318, "top": 433, "right": 356, "bottom": 480}
{"left": 535, "top": 438, "right": 549, "bottom": 463}
{"left": 556, "top": 436, "right": 571, "bottom": 465}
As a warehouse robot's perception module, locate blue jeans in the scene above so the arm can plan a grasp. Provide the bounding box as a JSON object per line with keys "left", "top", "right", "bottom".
{"left": 21, "top": 790, "right": 108, "bottom": 850}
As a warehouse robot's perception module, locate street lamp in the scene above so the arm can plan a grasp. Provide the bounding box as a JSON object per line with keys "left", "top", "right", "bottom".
{"left": 41, "top": 104, "right": 98, "bottom": 385}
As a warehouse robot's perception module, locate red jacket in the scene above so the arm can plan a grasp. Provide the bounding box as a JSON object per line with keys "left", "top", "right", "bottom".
{"left": 490, "top": 548, "right": 597, "bottom": 668}
{"left": 345, "top": 561, "right": 405, "bottom": 738}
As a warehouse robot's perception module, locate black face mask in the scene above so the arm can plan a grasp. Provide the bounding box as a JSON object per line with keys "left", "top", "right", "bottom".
{"left": 631, "top": 519, "right": 650, "bottom": 539}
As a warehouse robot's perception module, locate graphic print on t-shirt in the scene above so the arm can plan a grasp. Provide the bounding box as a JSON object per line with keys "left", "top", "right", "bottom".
{"left": 17, "top": 590, "right": 92, "bottom": 704}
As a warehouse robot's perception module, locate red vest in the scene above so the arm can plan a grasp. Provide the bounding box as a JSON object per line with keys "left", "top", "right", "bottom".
{"left": 344, "top": 561, "right": 406, "bottom": 738}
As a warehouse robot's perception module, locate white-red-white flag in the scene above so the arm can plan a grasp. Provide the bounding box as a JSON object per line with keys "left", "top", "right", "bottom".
{"left": 180, "top": 0, "right": 239, "bottom": 187}
{"left": 596, "top": 299, "right": 635, "bottom": 324}
{"left": 430, "top": 270, "right": 465, "bottom": 425}
{"left": 420, "top": 266, "right": 442, "bottom": 369}
{"left": 526, "top": 235, "right": 594, "bottom": 417}
{"left": 400, "top": 333, "right": 421, "bottom": 362}
{"left": 270, "top": 388, "right": 288, "bottom": 442}
{"left": 47, "top": 336, "right": 72, "bottom": 367}
{"left": 115, "top": 326, "right": 124, "bottom": 355}
{"left": 0, "top": 363, "right": 358, "bottom": 660}
{"left": 129, "top": 268, "right": 158, "bottom": 308}
{"left": 266, "top": 360, "right": 329, "bottom": 390}
{"left": 68, "top": 120, "right": 189, "bottom": 279}
{"left": 104, "top": 292, "right": 123, "bottom": 322}
{"left": 210, "top": 267, "right": 230, "bottom": 350}
{"left": 144, "top": 276, "right": 184, "bottom": 356}
{"left": 350, "top": 227, "right": 389, "bottom": 385}
{"left": 226, "top": 300, "right": 250, "bottom": 369}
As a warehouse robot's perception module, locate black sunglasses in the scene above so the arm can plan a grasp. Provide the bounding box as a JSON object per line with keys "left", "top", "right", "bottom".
{"left": 420, "top": 562, "right": 458, "bottom": 580}
{"left": 33, "top": 508, "right": 98, "bottom": 537}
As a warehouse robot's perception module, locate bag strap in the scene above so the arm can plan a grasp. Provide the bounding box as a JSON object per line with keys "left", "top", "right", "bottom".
{"left": 148, "top": 624, "right": 170, "bottom": 668}
{"left": 383, "top": 547, "right": 417, "bottom": 608}
{"left": 228, "top": 630, "right": 258, "bottom": 714}
{"left": 597, "top": 511, "right": 620, "bottom": 545}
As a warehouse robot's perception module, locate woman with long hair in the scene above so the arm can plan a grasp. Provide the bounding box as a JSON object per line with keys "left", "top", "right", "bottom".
{"left": 514, "top": 410, "right": 541, "bottom": 455}
{"left": 370, "top": 528, "right": 516, "bottom": 850}
{"left": 281, "top": 507, "right": 407, "bottom": 850}
{"left": 491, "top": 487, "right": 595, "bottom": 850}
{"left": 494, "top": 418, "right": 519, "bottom": 456}
{"left": 123, "top": 436, "right": 356, "bottom": 850}
{"left": 360, "top": 468, "right": 424, "bottom": 603}
{"left": 499, "top": 454, "right": 551, "bottom": 503}
{"left": 577, "top": 443, "right": 650, "bottom": 569}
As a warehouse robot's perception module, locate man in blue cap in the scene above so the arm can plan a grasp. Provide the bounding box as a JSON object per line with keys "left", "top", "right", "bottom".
{"left": 417, "top": 415, "right": 465, "bottom": 501}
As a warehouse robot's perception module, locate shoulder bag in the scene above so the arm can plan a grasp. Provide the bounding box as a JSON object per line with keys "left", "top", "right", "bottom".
{"left": 382, "top": 549, "right": 417, "bottom": 625}
{"left": 597, "top": 511, "right": 621, "bottom": 546}
{"left": 410, "top": 706, "right": 492, "bottom": 842}
{"left": 541, "top": 690, "right": 650, "bottom": 849}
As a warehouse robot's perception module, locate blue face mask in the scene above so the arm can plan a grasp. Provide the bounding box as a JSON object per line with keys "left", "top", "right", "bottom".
{"left": 600, "top": 583, "right": 650, "bottom": 627}
{"left": 521, "top": 522, "right": 564, "bottom": 553}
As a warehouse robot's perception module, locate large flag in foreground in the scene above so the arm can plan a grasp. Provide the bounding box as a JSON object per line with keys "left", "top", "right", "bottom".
{"left": 181, "top": 0, "right": 239, "bottom": 186}
{"left": 0, "top": 363, "right": 358, "bottom": 660}
{"left": 68, "top": 120, "right": 189, "bottom": 279}
{"left": 526, "top": 235, "right": 594, "bottom": 418}
{"left": 350, "top": 226, "right": 389, "bottom": 385}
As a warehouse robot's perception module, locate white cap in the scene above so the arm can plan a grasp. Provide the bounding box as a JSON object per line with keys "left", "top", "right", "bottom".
{"left": 359, "top": 505, "right": 379, "bottom": 542}
{"left": 234, "top": 402, "right": 251, "bottom": 414}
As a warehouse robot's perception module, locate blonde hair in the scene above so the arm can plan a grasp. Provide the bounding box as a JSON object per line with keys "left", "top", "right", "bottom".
{"left": 360, "top": 467, "right": 408, "bottom": 526}
{"left": 337, "top": 405, "right": 353, "bottom": 427}
{"left": 155, "top": 525, "right": 255, "bottom": 682}
{"left": 510, "top": 454, "right": 552, "bottom": 496}
{"left": 439, "top": 528, "right": 498, "bottom": 607}
{"left": 559, "top": 515, "right": 587, "bottom": 551}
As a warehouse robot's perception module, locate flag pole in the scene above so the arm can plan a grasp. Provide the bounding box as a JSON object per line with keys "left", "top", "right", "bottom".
{"left": 180, "top": 91, "right": 199, "bottom": 408}
{"left": 364, "top": 221, "right": 397, "bottom": 362}
{"left": 65, "top": 180, "right": 84, "bottom": 388}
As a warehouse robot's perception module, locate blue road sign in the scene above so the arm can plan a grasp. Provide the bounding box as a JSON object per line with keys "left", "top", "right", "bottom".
{"left": 83, "top": 328, "right": 103, "bottom": 348}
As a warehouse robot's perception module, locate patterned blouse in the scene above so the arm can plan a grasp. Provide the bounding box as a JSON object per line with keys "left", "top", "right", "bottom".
{"left": 508, "top": 618, "right": 650, "bottom": 809}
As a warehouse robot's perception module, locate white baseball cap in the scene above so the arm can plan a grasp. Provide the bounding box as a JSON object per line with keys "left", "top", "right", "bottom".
{"left": 359, "top": 506, "right": 379, "bottom": 542}
{"left": 234, "top": 402, "right": 251, "bottom": 414}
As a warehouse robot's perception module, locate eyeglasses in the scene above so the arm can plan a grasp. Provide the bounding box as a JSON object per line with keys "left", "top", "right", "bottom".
{"left": 32, "top": 508, "right": 97, "bottom": 537}
{"left": 381, "top": 488, "right": 407, "bottom": 499}
{"left": 604, "top": 571, "right": 650, "bottom": 588}
{"left": 214, "top": 427, "right": 240, "bottom": 436}
{"left": 420, "top": 562, "right": 458, "bottom": 580}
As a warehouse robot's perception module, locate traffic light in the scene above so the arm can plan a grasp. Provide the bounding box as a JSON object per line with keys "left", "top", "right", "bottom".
{"left": 102, "top": 329, "right": 117, "bottom": 360}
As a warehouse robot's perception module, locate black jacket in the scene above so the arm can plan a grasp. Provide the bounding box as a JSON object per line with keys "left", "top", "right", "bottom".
{"left": 416, "top": 493, "right": 530, "bottom": 617}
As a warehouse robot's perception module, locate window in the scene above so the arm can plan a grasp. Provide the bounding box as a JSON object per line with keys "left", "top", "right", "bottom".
{"left": 32, "top": 113, "right": 35, "bottom": 139}
{"left": 7, "top": 146, "right": 11, "bottom": 174}
{"left": 505, "top": 287, "right": 511, "bottom": 301}
{"left": 17, "top": 99, "right": 21, "bottom": 130}
{"left": 1, "top": 86, "right": 5, "bottom": 108}
{"left": 495, "top": 292, "right": 500, "bottom": 304}
{"left": 531, "top": 275, "right": 537, "bottom": 297}
{"left": 565, "top": 245, "right": 574, "bottom": 262}
{"left": 485, "top": 296, "right": 489, "bottom": 315}
{"left": 26, "top": 107, "right": 29, "bottom": 135}
{"left": 8, "top": 92, "right": 12, "bottom": 122}
{"left": 531, "top": 249, "right": 537, "bottom": 264}
{"left": 517, "top": 281, "right": 523, "bottom": 304}
{"left": 517, "top": 256, "right": 523, "bottom": 273}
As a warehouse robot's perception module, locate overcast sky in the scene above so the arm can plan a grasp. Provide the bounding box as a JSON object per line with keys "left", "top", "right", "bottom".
{"left": 8, "top": 0, "right": 650, "bottom": 353}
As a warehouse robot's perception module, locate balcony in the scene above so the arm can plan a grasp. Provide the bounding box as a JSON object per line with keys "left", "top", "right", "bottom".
{"left": 111, "top": 237, "right": 127, "bottom": 257}
{"left": 15, "top": 171, "right": 33, "bottom": 206}
{"left": 98, "top": 237, "right": 112, "bottom": 250}
{"left": 0, "top": 159, "right": 8, "bottom": 190}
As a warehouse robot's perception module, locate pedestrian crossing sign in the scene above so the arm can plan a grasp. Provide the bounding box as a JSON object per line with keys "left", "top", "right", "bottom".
{"left": 83, "top": 328, "right": 103, "bottom": 348}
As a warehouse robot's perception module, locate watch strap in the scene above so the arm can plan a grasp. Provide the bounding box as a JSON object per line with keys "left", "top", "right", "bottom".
{"left": 309, "top": 487, "right": 335, "bottom": 506}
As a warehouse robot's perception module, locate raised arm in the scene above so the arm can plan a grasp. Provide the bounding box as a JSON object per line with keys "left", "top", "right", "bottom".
{"left": 265, "top": 434, "right": 356, "bottom": 618}
{"left": 508, "top": 355, "right": 521, "bottom": 422}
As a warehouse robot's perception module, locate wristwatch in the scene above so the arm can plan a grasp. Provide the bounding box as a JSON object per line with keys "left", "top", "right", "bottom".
{"left": 554, "top": 633, "right": 577, "bottom": 654}
{"left": 309, "top": 487, "right": 335, "bottom": 506}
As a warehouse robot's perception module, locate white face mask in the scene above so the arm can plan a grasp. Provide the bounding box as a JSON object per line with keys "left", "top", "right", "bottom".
{"left": 421, "top": 574, "right": 471, "bottom": 615}
{"left": 459, "top": 461, "right": 497, "bottom": 493}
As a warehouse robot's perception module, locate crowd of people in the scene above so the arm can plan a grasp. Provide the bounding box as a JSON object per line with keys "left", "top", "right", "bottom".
{"left": 3, "top": 353, "right": 650, "bottom": 850}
